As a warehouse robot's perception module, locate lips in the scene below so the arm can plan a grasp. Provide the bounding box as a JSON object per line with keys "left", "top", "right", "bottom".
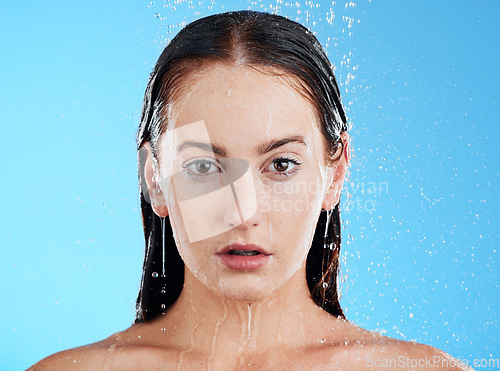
{"left": 227, "top": 250, "right": 260, "bottom": 256}
{"left": 217, "top": 243, "right": 271, "bottom": 256}
{"left": 216, "top": 243, "right": 271, "bottom": 271}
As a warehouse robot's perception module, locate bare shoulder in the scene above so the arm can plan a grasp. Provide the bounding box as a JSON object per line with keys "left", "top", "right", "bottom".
{"left": 363, "top": 339, "right": 471, "bottom": 370}
{"left": 28, "top": 336, "right": 116, "bottom": 370}
{"left": 27, "top": 323, "right": 174, "bottom": 370}
{"left": 318, "top": 321, "right": 472, "bottom": 370}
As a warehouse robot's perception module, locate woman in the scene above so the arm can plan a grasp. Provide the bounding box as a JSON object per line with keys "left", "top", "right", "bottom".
{"left": 31, "top": 10, "right": 466, "bottom": 370}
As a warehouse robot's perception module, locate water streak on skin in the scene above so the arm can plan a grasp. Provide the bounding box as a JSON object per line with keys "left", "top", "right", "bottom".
{"left": 176, "top": 277, "right": 199, "bottom": 371}
{"left": 206, "top": 299, "right": 228, "bottom": 370}
{"left": 161, "top": 216, "right": 166, "bottom": 277}
{"left": 250, "top": 302, "right": 263, "bottom": 352}
{"left": 235, "top": 303, "right": 249, "bottom": 368}
{"left": 235, "top": 303, "right": 246, "bottom": 348}
{"left": 247, "top": 303, "right": 252, "bottom": 341}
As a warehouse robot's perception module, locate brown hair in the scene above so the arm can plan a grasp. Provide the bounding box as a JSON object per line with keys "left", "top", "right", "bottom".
{"left": 135, "top": 10, "right": 348, "bottom": 323}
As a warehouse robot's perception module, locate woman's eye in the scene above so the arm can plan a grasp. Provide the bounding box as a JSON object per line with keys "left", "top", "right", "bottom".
{"left": 268, "top": 157, "right": 301, "bottom": 177}
{"left": 182, "top": 159, "right": 220, "bottom": 177}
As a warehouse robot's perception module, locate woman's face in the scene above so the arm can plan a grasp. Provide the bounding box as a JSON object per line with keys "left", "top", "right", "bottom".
{"left": 154, "top": 64, "right": 343, "bottom": 302}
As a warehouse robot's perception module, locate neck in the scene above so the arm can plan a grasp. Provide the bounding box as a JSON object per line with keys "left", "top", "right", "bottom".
{"left": 157, "top": 266, "right": 336, "bottom": 358}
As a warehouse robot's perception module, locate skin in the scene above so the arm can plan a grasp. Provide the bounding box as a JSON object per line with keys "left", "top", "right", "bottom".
{"left": 30, "top": 64, "right": 468, "bottom": 370}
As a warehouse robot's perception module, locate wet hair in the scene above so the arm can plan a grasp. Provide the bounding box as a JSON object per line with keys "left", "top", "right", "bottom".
{"left": 135, "top": 10, "right": 348, "bottom": 323}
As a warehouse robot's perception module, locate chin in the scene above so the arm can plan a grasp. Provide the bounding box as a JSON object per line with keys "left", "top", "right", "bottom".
{"left": 215, "top": 278, "right": 274, "bottom": 303}
{"left": 223, "top": 289, "right": 269, "bottom": 303}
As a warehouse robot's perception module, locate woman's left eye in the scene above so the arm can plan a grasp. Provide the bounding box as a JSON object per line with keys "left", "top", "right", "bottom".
{"left": 267, "top": 157, "right": 301, "bottom": 177}
{"left": 182, "top": 159, "right": 221, "bottom": 178}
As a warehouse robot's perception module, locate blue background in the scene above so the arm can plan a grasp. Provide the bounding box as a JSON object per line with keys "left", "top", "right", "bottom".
{"left": 1, "top": 0, "right": 498, "bottom": 369}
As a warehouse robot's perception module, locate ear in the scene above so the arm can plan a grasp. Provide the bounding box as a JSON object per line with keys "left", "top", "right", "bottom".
{"left": 142, "top": 142, "right": 169, "bottom": 217}
{"left": 322, "top": 132, "right": 350, "bottom": 211}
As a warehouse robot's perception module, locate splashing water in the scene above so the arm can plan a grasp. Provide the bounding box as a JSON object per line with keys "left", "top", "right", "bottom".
{"left": 149, "top": 0, "right": 363, "bottom": 349}
{"left": 148, "top": 0, "right": 482, "bottom": 362}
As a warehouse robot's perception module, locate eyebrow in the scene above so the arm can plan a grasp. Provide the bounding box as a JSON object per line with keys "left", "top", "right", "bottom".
{"left": 176, "top": 135, "right": 307, "bottom": 157}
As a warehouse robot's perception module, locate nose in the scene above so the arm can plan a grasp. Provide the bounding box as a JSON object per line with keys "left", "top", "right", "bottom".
{"left": 224, "top": 164, "right": 261, "bottom": 229}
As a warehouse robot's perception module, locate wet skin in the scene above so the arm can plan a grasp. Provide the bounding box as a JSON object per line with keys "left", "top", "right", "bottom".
{"left": 30, "top": 65, "right": 466, "bottom": 370}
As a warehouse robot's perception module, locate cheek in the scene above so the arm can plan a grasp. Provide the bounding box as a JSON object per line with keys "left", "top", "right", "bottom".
{"left": 167, "top": 202, "right": 188, "bottom": 247}
{"left": 265, "top": 179, "right": 324, "bottom": 258}
{"left": 167, "top": 200, "right": 216, "bottom": 276}
{"left": 173, "top": 238, "right": 211, "bottom": 280}
{"left": 263, "top": 178, "right": 324, "bottom": 218}
{"left": 165, "top": 200, "right": 201, "bottom": 271}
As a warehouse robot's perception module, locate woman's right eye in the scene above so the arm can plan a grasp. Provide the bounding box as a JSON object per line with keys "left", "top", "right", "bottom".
{"left": 181, "top": 159, "right": 221, "bottom": 178}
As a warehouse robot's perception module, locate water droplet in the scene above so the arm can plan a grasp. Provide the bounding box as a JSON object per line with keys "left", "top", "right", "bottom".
{"left": 152, "top": 272, "right": 159, "bottom": 278}
{"left": 161, "top": 303, "right": 166, "bottom": 310}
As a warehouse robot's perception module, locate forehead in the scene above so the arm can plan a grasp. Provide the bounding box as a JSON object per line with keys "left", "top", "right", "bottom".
{"left": 167, "top": 64, "right": 322, "bottom": 153}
